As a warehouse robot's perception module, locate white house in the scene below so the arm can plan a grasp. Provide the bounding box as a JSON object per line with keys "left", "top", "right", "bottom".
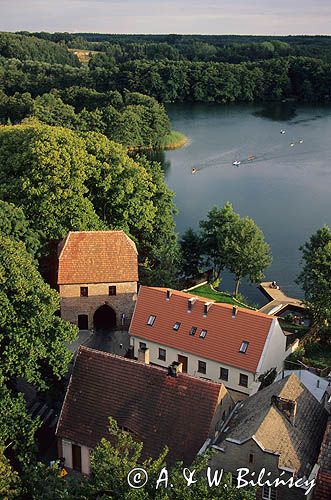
{"left": 129, "top": 287, "right": 289, "bottom": 398}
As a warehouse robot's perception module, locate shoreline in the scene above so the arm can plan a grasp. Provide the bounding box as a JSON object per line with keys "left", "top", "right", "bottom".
{"left": 128, "top": 130, "right": 189, "bottom": 153}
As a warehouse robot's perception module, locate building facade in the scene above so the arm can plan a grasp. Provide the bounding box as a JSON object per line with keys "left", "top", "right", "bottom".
{"left": 210, "top": 374, "right": 328, "bottom": 500}
{"left": 57, "top": 231, "right": 138, "bottom": 331}
{"left": 56, "top": 346, "right": 234, "bottom": 474}
{"left": 129, "top": 287, "right": 289, "bottom": 398}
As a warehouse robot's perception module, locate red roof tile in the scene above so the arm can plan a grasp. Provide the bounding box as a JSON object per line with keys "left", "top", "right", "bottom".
{"left": 129, "top": 287, "right": 275, "bottom": 373}
{"left": 57, "top": 231, "right": 138, "bottom": 284}
{"left": 56, "top": 346, "right": 222, "bottom": 465}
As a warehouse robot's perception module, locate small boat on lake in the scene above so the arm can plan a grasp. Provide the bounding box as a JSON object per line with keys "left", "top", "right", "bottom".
{"left": 233, "top": 160, "right": 241, "bottom": 166}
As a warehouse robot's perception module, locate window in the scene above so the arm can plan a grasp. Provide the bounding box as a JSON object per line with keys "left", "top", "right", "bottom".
{"left": 147, "top": 315, "right": 156, "bottom": 326}
{"left": 239, "top": 340, "right": 249, "bottom": 353}
{"left": 173, "top": 322, "right": 181, "bottom": 331}
{"left": 262, "top": 485, "right": 277, "bottom": 500}
{"left": 249, "top": 453, "right": 254, "bottom": 465}
{"left": 139, "top": 342, "right": 147, "bottom": 349}
{"left": 198, "top": 360, "right": 206, "bottom": 374}
{"left": 239, "top": 373, "right": 248, "bottom": 388}
{"left": 189, "top": 326, "right": 197, "bottom": 336}
{"left": 158, "top": 348, "right": 166, "bottom": 361}
{"left": 80, "top": 286, "right": 88, "bottom": 297}
{"left": 109, "top": 286, "right": 116, "bottom": 296}
{"left": 220, "top": 367, "right": 229, "bottom": 381}
{"left": 78, "top": 314, "right": 88, "bottom": 330}
{"left": 199, "top": 329, "right": 207, "bottom": 339}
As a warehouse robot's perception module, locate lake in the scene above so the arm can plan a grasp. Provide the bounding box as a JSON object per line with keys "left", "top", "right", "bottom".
{"left": 153, "top": 102, "right": 331, "bottom": 305}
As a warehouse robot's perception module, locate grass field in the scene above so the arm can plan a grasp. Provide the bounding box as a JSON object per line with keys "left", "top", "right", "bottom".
{"left": 158, "top": 130, "right": 188, "bottom": 150}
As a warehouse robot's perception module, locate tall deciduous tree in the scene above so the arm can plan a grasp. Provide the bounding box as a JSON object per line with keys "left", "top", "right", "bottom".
{"left": 227, "top": 216, "right": 272, "bottom": 296}
{"left": 199, "top": 202, "right": 240, "bottom": 283}
{"left": 180, "top": 228, "right": 203, "bottom": 279}
{"left": 0, "top": 235, "right": 77, "bottom": 389}
{"left": 0, "top": 200, "right": 40, "bottom": 256}
{"left": 297, "top": 225, "right": 331, "bottom": 332}
{"left": 0, "top": 124, "right": 105, "bottom": 249}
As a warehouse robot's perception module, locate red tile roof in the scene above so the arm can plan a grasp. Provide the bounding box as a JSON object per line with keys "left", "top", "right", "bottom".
{"left": 314, "top": 419, "right": 331, "bottom": 500}
{"left": 57, "top": 231, "right": 138, "bottom": 285}
{"left": 56, "top": 346, "right": 223, "bottom": 465}
{"left": 129, "top": 287, "right": 275, "bottom": 373}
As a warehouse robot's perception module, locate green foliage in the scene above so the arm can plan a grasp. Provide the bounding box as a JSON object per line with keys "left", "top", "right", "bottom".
{"left": 0, "top": 200, "right": 40, "bottom": 256}
{"left": 226, "top": 216, "right": 272, "bottom": 296}
{"left": 0, "top": 32, "right": 79, "bottom": 65}
{"left": 189, "top": 203, "right": 272, "bottom": 295}
{"left": 0, "top": 235, "right": 77, "bottom": 388}
{"left": 0, "top": 88, "right": 171, "bottom": 149}
{"left": 297, "top": 225, "right": 331, "bottom": 329}
{"left": 0, "top": 447, "right": 22, "bottom": 500}
{"left": 21, "top": 417, "right": 256, "bottom": 499}
{"left": 199, "top": 202, "right": 240, "bottom": 282}
{"left": 0, "top": 123, "right": 105, "bottom": 247}
{"left": 0, "top": 124, "right": 179, "bottom": 286}
{"left": 180, "top": 228, "right": 203, "bottom": 278}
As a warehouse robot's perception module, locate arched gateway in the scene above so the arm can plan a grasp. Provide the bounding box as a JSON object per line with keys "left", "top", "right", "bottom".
{"left": 93, "top": 304, "right": 116, "bottom": 331}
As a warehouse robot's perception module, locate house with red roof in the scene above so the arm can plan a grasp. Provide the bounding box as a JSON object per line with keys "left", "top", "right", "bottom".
{"left": 57, "top": 231, "right": 138, "bottom": 332}
{"left": 129, "top": 287, "right": 288, "bottom": 398}
{"left": 56, "top": 345, "right": 234, "bottom": 473}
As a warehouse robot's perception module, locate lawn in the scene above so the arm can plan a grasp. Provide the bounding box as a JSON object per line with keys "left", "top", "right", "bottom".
{"left": 187, "top": 284, "right": 255, "bottom": 310}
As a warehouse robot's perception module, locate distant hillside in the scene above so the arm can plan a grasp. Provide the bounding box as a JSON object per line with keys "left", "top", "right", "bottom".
{"left": 0, "top": 32, "right": 79, "bottom": 65}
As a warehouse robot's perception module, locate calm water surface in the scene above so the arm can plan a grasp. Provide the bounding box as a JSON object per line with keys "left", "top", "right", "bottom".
{"left": 154, "top": 102, "right": 331, "bottom": 305}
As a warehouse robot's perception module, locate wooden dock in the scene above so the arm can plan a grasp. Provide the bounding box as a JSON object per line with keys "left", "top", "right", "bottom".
{"left": 258, "top": 281, "right": 305, "bottom": 316}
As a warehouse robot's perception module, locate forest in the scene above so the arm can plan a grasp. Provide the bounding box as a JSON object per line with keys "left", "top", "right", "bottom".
{"left": 0, "top": 32, "right": 331, "bottom": 104}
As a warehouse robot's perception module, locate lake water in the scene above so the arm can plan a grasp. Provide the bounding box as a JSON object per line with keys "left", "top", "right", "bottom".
{"left": 153, "top": 102, "right": 331, "bottom": 305}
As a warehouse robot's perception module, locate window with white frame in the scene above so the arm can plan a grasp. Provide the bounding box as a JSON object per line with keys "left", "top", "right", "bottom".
{"left": 239, "top": 340, "right": 249, "bottom": 353}
{"left": 147, "top": 315, "right": 156, "bottom": 326}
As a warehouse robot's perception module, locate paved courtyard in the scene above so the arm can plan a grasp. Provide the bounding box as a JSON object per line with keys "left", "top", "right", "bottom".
{"left": 68, "top": 328, "right": 130, "bottom": 356}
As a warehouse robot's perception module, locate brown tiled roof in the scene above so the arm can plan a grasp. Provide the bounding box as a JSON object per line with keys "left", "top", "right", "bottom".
{"left": 314, "top": 419, "right": 331, "bottom": 500}
{"left": 217, "top": 374, "right": 328, "bottom": 476}
{"left": 56, "top": 346, "right": 223, "bottom": 465}
{"left": 129, "top": 287, "right": 275, "bottom": 372}
{"left": 57, "top": 231, "right": 138, "bottom": 284}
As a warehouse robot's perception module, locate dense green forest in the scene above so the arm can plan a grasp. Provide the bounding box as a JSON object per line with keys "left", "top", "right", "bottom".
{"left": 0, "top": 88, "right": 171, "bottom": 148}
{"left": 0, "top": 32, "right": 331, "bottom": 104}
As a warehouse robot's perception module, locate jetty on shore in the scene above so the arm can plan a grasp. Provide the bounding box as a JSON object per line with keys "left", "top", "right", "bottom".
{"left": 258, "top": 281, "right": 305, "bottom": 316}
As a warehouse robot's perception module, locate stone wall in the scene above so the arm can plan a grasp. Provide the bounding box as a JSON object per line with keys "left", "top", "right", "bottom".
{"left": 60, "top": 281, "right": 137, "bottom": 330}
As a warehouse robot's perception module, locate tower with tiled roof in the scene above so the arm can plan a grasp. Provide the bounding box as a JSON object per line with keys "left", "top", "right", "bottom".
{"left": 57, "top": 231, "right": 138, "bottom": 332}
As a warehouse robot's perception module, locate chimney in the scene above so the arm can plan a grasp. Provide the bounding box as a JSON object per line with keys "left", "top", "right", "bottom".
{"left": 187, "top": 297, "right": 197, "bottom": 313}
{"left": 317, "top": 379, "right": 320, "bottom": 389}
{"left": 138, "top": 347, "right": 150, "bottom": 365}
{"left": 203, "top": 302, "right": 212, "bottom": 317}
{"left": 127, "top": 345, "right": 134, "bottom": 359}
{"left": 271, "top": 396, "right": 297, "bottom": 425}
{"left": 167, "top": 361, "right": 183, "bottom": 377}
{"left": 232, "top": 306, "right": 238, "bottom": 318}
{"left": 166, "top": 289, "right": 171, "bottom": 301}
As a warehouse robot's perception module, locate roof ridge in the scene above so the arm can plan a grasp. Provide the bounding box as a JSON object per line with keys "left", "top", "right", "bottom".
{"left": 77, "top": 346, "right": 223, "bottom": 388}
{"left": 144, "top": 286, "right": 272, "bottom": 320}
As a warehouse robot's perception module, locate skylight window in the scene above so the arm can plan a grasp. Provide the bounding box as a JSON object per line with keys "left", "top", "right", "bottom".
{"left": 199, "top": 329, "right": 207, "bottom": 339}
{"left": 189, "top": 326, "right": 197, "bottom": 336}
{"left": 173, "top": 322, "right": 181, "bottom": 331}
{"left": 147, "top": 315, "right": 156, "bottom": 326}
{"left": 239, "top": 341, "right": 249, "bottom": 353}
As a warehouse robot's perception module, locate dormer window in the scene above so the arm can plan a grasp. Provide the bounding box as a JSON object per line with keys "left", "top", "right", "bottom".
{"left": 239, "top": 341, "right": 249, "bottom": 353}
{"left": 200, "top": 329, "right": 207, "bottom": 339}
{"left": 173, "top": 322, "right": 181, "bottom": 331}
{"left": 147, "top": 315, "right": 156, "bottom": 326}
{"left": 189, "top": 326, "right": 197, "bottom": 336}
